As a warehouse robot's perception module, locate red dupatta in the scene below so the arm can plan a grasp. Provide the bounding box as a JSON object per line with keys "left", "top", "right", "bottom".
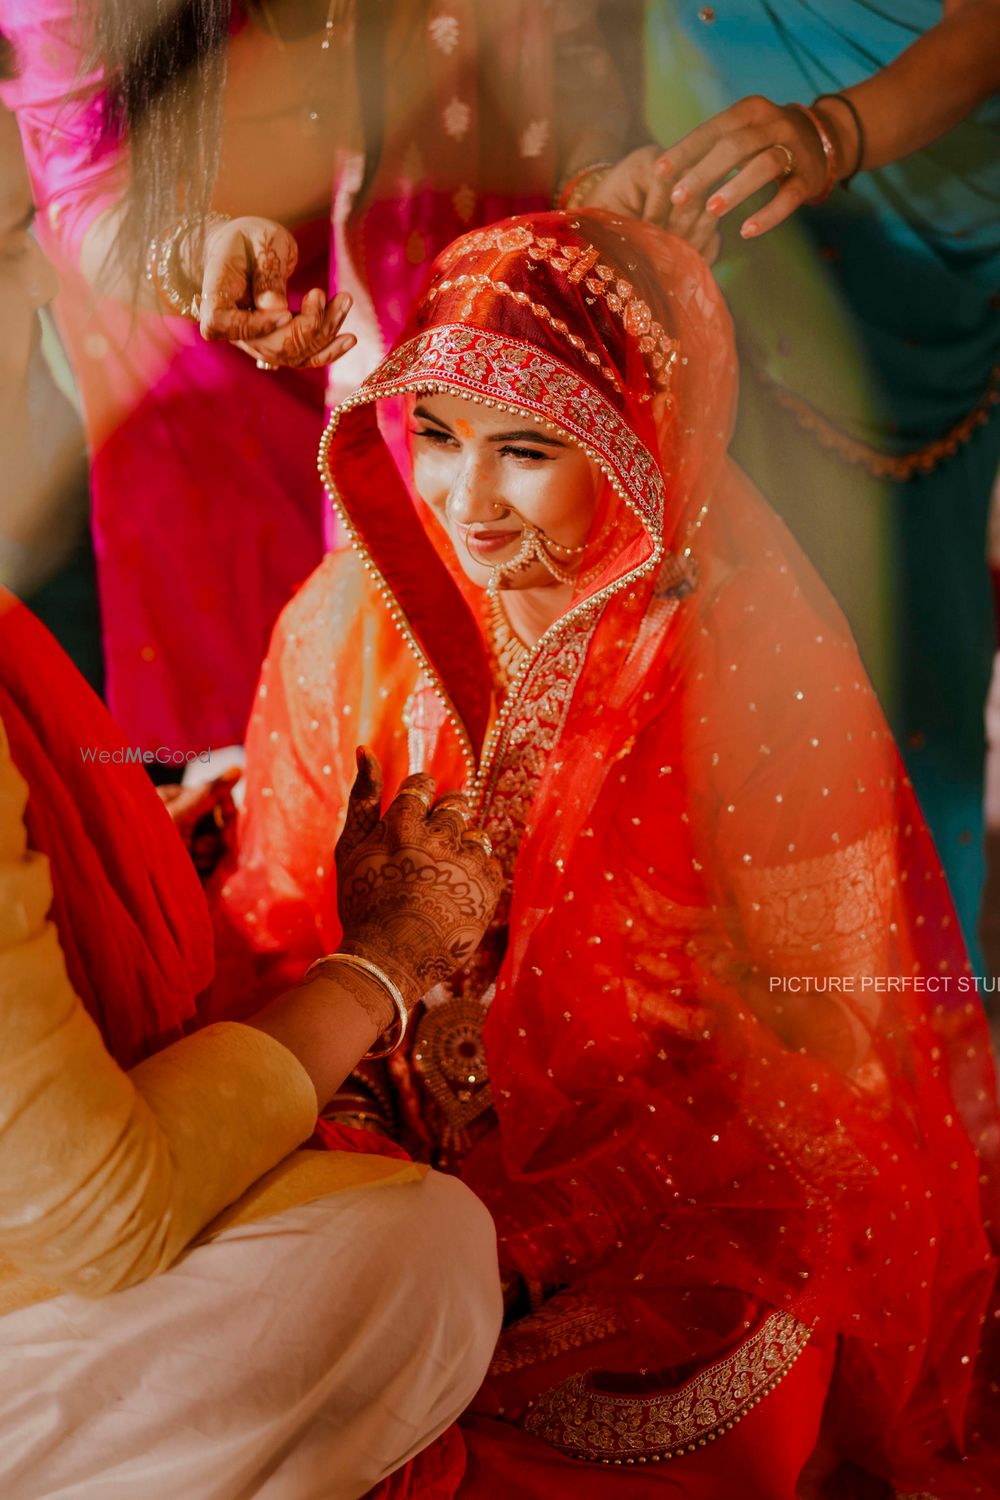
{"left": 0, "top": 593, "right": 213, "bottom": 1065}
{"left": 228, "top": 212, "right": 1000, "bottom": 1493}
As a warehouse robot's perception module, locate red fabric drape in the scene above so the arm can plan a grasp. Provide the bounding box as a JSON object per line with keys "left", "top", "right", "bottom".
{"left": 0, "top": 592, "right": 213, "bottom": 1065}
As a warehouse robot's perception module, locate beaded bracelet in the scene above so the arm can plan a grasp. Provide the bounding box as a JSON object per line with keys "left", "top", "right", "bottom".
{"left": 306, "top": 951, "right": 409, "bottom": 1058}
{"left": 554, "top": 160, "right": 615, "bottom": 212}
{"left": 145, "top": 212, "right": 229, "bottom": 320}
{"left": 814, "top": 93, "right": 866, "bottom": 188}
{"left": 788, "top": 103, "right": 838, "bottom": 204}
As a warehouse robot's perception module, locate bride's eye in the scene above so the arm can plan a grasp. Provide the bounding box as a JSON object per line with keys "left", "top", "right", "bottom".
{"left": 410, "top": 426, "right": 458, "bottom": 447}
{"left": 500, "top": 445, "right": 554, "bottom": 462}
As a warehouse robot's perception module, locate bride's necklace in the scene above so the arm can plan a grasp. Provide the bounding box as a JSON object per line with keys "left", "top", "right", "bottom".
{"left": 486, "top": 591, "right": 530, "bottom": 699}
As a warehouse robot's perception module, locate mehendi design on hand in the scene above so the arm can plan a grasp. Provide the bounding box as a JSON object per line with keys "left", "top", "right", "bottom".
{"left": 196, "top": 216, "right": 354, "bottom": 367}
{"left": 252, "top": 230, "right": 298, "bottom": 302}
{"left": 335, "top": 753, "right": 503, "bottom": 1006}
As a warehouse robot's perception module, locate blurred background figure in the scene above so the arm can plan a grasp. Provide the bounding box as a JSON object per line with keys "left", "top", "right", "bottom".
{"left": 644, "top": 0, "right": 1000, "bottom": 965}
{"left": 0, "top": 71, "right": 97, "bottom": 693}
{"left": 0, "top": 0, "right": 649, "bottom": 769}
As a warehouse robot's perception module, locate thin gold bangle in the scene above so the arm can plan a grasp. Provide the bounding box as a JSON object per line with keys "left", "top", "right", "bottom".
{"left": 788, "top": 103, "right": 838, "bottom": 204}
{"left": 305, "top": 952, "right": 409, "bottom": 1057}
{"left": 554, "top": 160, "right": 615, "bottom": 212}
{"left": 814, "top": 92, "right": 865, "bottom": 185}
{"left": 144, "top": 212, "right": 229, "bottom": 320}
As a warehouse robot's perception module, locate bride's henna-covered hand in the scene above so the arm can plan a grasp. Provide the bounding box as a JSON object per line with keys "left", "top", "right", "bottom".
{"left": 334, "top": 748, "right": 503, "bottom": 1008}
{"left": 194, "top": 216, "right": 356, "bottom": 368}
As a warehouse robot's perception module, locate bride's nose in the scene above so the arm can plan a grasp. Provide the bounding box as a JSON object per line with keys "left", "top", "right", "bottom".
{"left": 446, "top": 454, "right": 501, "bottom": 528}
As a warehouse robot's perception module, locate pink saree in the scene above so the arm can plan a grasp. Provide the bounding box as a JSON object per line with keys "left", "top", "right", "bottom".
{"left": 1, "top": 0, "right": 624, "bottom": 751}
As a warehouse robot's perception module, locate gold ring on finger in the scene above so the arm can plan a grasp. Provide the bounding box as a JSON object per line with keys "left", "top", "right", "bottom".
{"left": 466, "top": 829, "right": 494, "bottom": 859}
{"left": 400, "top": 786, "right": 433, "bottom": 812}
{"left": 772, "top": 143, "right": 796, "bottom": 179}
{"left": 256, "top": 358, "right": 278, "bottom": 371}
{"left": 436, "top": 797, "right": 471, "bottom": 822}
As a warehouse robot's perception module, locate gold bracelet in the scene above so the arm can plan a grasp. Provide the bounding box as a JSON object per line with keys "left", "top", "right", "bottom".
{"left": 788, "top": 104, "right": 838, "bottom": 204}
{"left": 305, "top": 952, "right": 409, "bottom": 1058}
{"left": 554, "top": 160, "right": 615, "bottom": 212}
{"left": 145, "top": 212, "right": 229, "bottom": 320}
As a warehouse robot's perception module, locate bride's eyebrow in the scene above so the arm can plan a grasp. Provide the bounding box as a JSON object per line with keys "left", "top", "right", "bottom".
{"left": 488, "top": 429, "right": 565, "bottom": 447}
{"left": 412, "top": 405, "right": 565, "bottom": 448}
{"left": 412, "top": 404, "right": 452, "bottom": 430}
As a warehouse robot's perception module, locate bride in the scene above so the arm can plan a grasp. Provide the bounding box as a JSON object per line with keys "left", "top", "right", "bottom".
{"left": 217, "top": 211, "right": 1000, "bottom": 1497}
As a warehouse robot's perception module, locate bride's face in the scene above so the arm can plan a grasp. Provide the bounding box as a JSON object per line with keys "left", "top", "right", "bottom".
{"left": 409, "top": 393, "right": 600, "bottom": 590}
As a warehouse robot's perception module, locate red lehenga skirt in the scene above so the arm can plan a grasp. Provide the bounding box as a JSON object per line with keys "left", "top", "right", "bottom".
{"left": 370, "top": 1292, "right": 837, "bottom": 1500}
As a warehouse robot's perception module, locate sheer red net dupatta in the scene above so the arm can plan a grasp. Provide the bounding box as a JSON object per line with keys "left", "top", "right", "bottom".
{"left": 250, "top": 210, "right": 1000, "bottom": 1491}
{"left": 0, "top": 593, "right": 212, "bottom": 1064}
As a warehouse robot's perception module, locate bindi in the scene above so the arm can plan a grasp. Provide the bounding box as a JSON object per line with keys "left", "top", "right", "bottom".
{"left": 455, "top": 418, "right": 475, "bottom": 439}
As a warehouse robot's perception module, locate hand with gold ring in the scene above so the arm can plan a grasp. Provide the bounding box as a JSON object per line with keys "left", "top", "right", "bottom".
{"left": 334, "top": 749, "right": 503, "bottom": 1007}
{"left": 643, "top": 94, "right": 850, "bottom": 244}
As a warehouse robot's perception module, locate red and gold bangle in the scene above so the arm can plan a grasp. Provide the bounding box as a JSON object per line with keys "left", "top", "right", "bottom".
{"left": 554, "top": 160, "right": 615, "bottom": 212}
{"left": 788, "top": 103, "right": 838, "bottom": 204}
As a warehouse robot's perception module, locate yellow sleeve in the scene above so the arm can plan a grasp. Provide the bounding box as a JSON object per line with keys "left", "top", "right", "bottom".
{"left": 0, "top": 723, "right": 319, "bottom": 1297}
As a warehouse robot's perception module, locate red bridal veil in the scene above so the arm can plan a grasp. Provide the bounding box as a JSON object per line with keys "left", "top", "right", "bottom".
{"left": 224, "top": 212, "right": 1000, "bottom": 1494}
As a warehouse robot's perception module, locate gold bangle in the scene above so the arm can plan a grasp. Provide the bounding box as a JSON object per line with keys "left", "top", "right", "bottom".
{"left": 323, "top": 1110, "right": 392, "bottom": 1137}
{"left": 306, "top": 952, "right": 409, "bottom": 1057}
{"left": 788, "top": 104, "right": 838, "bottom": 204}
{"left": 554, "top": 160, "right": 615, "bottom": 212}
{"left": 145, "top": 212, "right": 229, "bottom": 320}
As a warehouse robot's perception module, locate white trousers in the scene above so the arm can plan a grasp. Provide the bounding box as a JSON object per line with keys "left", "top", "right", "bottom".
{"left": 0, "top": 1170, "right": 501, "bottom": 1500}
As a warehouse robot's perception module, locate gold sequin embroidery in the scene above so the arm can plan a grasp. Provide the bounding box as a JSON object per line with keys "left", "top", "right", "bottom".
{"left": 490, "top": 1290, "right": 623, "bottom": 1376}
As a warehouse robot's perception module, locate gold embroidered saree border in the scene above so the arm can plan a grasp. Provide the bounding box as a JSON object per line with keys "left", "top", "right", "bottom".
{"left": 522, "top": 1308, "right": 812, "bottom": 1465}
{"left": 490, "top": 1292, "right": 623, "bottom": 1376}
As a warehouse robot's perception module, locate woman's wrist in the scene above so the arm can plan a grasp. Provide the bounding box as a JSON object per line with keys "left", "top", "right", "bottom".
{"left": 305, "top": 954, "right": 396, "bottom": 1033}
{"left": 146, "top": 212, "right": 229, "bottom": 319}
{"left": 321, "top": 1068, "right": 395, "bottom": 1137}
{"left": 554, "top": 160, "right": 615, "bottom": 211}
{"left": 787, "top": 103, "right": 839, "bottom": 202}
{"left": 334, "top": 943, "right": 421, "bottom": 1012}
{"left": 812, "top": 95, "right": 865, "bottom": 184}
{"left": 308, "top": 950, "right": 415, "bottom": 1057}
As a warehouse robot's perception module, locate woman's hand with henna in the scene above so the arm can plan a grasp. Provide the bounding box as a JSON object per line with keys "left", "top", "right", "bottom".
{"left": 334, "top": 748, "right": 503, "bottom": 1009}
{"left": 194, "top": 215, "right": 356, "bottom": 368}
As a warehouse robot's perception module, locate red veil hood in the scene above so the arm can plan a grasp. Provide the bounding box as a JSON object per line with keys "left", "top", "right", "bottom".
{"left": 236, "top": 212, "right": 1000, "bottom": 1489}
{"left": 319, "top": 211, "right": 736, "bottom": 781}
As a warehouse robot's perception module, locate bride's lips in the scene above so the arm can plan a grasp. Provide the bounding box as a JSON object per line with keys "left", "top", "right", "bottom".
{"left": 461, "top": 525, "right": 523, "bottom": 559}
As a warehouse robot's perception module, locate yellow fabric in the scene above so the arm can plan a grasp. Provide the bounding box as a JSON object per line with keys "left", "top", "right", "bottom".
{"left": 0, "top": 719, "right": 421, "bottom": 1317}
{"left": 199, "top": 1150, "right": 427, "bottom": 1241}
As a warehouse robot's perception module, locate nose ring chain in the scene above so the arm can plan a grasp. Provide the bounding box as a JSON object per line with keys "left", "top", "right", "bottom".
{"left": 484, "top": 503, "right": 589, "bottom": 593}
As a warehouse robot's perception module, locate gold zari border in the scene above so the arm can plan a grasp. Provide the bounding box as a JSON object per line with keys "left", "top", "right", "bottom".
{"left": 522, "top": 1309, "right": 812, "bottom": 1465}
{"left": 753, "top": 362, "right": 1000, "bottom": 483}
